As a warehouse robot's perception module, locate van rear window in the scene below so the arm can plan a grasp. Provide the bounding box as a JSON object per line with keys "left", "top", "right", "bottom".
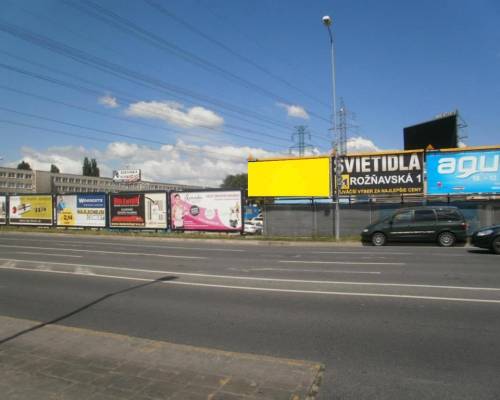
{"left": 436, "top": 209, "right": 462, "bottom": 221}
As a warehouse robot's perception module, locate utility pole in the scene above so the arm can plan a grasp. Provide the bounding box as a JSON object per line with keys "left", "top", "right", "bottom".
{"left": 289, "top": 125, "right": 313, "bottom": 156}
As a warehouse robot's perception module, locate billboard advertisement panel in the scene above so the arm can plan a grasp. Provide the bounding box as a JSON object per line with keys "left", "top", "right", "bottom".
{"left": 336, "top": 151, "right": 424, "bottom": 195}
{"left": 170, "top": 191, "right": 242, "bottom": 231}
{"left": 109, "top": 193, "right": 167, "bottom": 228}
{"left": 0, "top": 195, "right": 6, "bottom": 224}
{"left": 144, "top": 192, "right": 167, "bottom": 229}
{"left": 248, "top": 157, "right": 330, "bottom": 197}
{"left": 426, "top": 149, "right": 500, "bottom": 195}
{"left": 109, "top": 193, "right": 145, "bottom": 227}
{"left": 9, "top": 195, "right": 53, "bottom": 225}
{"left": 56, "top": 194, "right": 106, "bottom": 227}
{"left": 112, "top": 169, "right": 141, "bottom": 183}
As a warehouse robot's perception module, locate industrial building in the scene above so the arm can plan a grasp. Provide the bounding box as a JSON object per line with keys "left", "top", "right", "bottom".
{"left": 0, "top": 166, "right": 195, "bottom": 194}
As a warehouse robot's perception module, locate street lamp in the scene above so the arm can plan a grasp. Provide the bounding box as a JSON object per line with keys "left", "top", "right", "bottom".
{"left": 322, "top": 15, "right": 341, "bottom": 240}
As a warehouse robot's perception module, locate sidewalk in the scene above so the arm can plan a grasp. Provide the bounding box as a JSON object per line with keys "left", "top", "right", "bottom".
{"left": 0, "top": 316, "right": 324, "bottom": 400}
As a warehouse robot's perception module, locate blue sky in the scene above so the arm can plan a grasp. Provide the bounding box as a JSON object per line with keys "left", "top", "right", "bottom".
{"left": 0, "top": 0, "right": 499, "bottom": 185}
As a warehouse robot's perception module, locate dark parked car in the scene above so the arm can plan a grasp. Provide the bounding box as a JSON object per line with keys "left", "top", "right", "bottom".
{"left": 361, "top": 206, "right": 468, "bottom": 247}
{"left": 471, "top": 225, "right": 500, "bottom": 254}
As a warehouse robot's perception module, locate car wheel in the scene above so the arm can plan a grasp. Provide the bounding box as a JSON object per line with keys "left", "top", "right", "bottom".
{"left": 438, "top": 231, "right": 456, "bottom": 247}
{"left": 492, "top": 237, "right": 500, "bottom": 255}
{"left": 372, "top": 232, "right": 386, "bottom": 246}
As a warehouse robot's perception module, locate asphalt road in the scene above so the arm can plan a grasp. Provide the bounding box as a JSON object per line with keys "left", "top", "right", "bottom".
{"left": 1, "top": 232, "right": 499, "bottom": 399}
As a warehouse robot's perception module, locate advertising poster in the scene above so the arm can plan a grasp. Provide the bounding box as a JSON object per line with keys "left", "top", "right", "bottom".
{"left": 144, "top": 192, "right": 167, "bottom": 229}
{"left": 426, "top": 149, "right": 500, "bottom": 195}
{"left": 109, "top": 193, "right": 145, "bottom": 227}
{"left": 170, "top": 191, "right": 242, "bottom": 231}
{"left": 0, "top": 195, "right": 6, "bottom": 224}
{"left": 336, "top": 151, "right": 424, "bottom": 195}
{"left": 248, "top": 157, "right": 330, "bottom": 197}
{"left": 112, "top": 169, "right": 141, "bottom": 183}
{"left": 9, "top": 195, "right": 53, "bottom": 225}
{"left": 56, "top": 194, "right": 106, "bottom": 227}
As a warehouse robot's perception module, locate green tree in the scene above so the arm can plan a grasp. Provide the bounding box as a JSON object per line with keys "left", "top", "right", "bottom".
{"left": 82, "top": 157, "right": 92, "bottom": 176}
{"left": 220, "top": 173, "right": 247, "bottom": 190}
{"left": 90, "top": 158, "right": 100, "bottom": 177}
{"left": 17, "top": 161, "right": 32, "bottom": 170}
{"left": 50, "top": 164, "right": 60, "bottom": 173}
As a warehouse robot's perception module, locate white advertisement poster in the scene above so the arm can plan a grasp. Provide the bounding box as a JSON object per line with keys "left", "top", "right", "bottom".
{"left": 112, "top": 169, "right": 141, "bottom": 183}
{"left": 144, "top": 192, "right": 167, "bottom": 229}
{"left": 0, "top": 195, "right": 6, "bottom": 224}
{"left": 56, "top": 194, "right": 106, "bottom": 227}
{"left": 170, "top": 191, "right": 242, "bottom": 231}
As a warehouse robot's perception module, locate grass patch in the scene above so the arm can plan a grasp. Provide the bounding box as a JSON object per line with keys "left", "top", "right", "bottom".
{"left": 0, "top": 226, "right": 360, "bottom": 242}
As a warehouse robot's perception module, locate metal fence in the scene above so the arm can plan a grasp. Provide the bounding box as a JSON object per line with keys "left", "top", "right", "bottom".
{"left": 263, "top": 200, "right": 500, "bottom": 238}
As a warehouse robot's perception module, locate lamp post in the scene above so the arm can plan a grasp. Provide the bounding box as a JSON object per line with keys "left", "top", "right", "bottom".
{"left": 322, "top": 15, "right": 340, "bottom": 240}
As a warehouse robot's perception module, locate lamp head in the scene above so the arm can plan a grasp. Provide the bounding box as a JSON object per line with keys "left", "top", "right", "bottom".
{"left": 322, "top": 15, "right": 332, "bottom": 26}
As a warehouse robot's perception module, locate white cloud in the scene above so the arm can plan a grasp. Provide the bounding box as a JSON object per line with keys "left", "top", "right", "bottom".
{"left": 346, "top": 137, "right": 381, "bottom": 153}
{"left": 458, "top": 141, "right": 467, "bottom": 148}
{"left": 98, "top": 95, "right": 119, "bottom": 109}
{"left": 125, "top": 101, "right": 224, "bottom": 129}
{"left": 276, "top": 103, "right": 309, "bottom": 119}
{"left": 15, "top": 141, "right": 281, "bottom": 188}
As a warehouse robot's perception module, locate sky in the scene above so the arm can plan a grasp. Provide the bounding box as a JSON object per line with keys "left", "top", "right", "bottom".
{"left": 0, "top": 0, "right": 499, "bottom": 186}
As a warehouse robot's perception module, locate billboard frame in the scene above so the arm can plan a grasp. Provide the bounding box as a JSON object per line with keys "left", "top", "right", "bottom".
{"left": 7, "top": 192, "right": 55, "bottom": 227}
{"left": 55, "top": 192, "right": 108, "bottom": 229}
{"left": 108, "top": 191, "right": 168, "bottom": 230}
{"left": 169, "top": 188, "right": 245, "bottom": 233}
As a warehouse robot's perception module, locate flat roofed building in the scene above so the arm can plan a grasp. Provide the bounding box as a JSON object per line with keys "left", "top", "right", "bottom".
{"left": 0, "top": 166, "right": 198, "bottom": 194}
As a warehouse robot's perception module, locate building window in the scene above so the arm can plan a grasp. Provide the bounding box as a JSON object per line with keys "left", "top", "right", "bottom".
{"left": 0, "top": 172, "right": 6, "bottom": 177}
{"left": 68, "top": 178, "right": 74, "bottom": 183}
{"left": 25, "top": 174, "right": 32, "bottom": 179}
{"left": 16, "top": 183, "right": 24, "bottom": 188}
{"left": 8, "top": 172, "right": 15, "bottom": 178}
{"left": 55, "top": 177, "right": 61, "bottom": 182}
{"left": 0, "top": 181, "right": 6, "bottom": 187}
{"left": 16, "top": 173, "right": 23, "bottom": 179}
{"left": 25, "top": 184, "right": 32, "bottom": 189}
{"left": 75, "top": 179, "right": 80, "bottom": 184}
{"left": 8, "top": 182, "right": 15, "bottom": 188}
{"left": 62, "top": 177, "right": 68, "bottom": 183}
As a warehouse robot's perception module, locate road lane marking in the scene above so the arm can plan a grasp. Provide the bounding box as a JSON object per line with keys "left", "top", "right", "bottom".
{"left": 0, "top": 237, "right": 245, "bottom": 252}
{"left": 230, "top": 267, "right": 381, "bottom": 275}
{"left": 280, "top": 260, "right": 405, "bottom": 266}
{"left": 313, "top": 251, "right": 412, "bottom": 255}
{"left": 0, "top": 244, "right": 206, "bottom": 260}
{"left": 1, "top": 258, "right": 500, "bottom": 292}
{"left": 2, "top": 265, "right": 500, "bottom": 304}
{"left": 15, "top": 251, "right": 83, "bottom": 258}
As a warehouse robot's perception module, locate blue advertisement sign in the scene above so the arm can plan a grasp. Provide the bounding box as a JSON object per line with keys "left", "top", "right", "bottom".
{"left": 426, "top": 149, "right": 500, "bottom": 195}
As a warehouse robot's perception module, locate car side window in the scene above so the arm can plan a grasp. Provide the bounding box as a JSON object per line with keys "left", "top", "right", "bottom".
{"left": 414, "top": 209, "right": 436, "bottom": 222}
{"left": 436, "top": 209, "right": 462, "bottom": 222}
{"left": 393, "top": 210, "right": 413, "bottom": 224}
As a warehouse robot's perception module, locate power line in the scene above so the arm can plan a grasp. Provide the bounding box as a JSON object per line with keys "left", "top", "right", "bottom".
{"left": 0, "top": 4, "right": 306, "bottom": 137}
{"left": 144, "top": 0, "right": 330, "bottom": 110}
{"left": 0, "top": 84, "right": 288, "bottom": 149}
{"left": 0, "top": 116, "right": 281, "bottom": 163}
{"left": 0, "top": 24, "right": 303, "bottom": 137}
{"left": 0, "top": 60, "right": 302, "bottom": 148}
{"left": 65, "top": 0, "right": 331, "bottom": 124}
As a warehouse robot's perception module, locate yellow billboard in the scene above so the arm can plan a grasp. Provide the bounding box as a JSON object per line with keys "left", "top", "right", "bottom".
{"left": 9, "top": 195, "right": 53, "bottom": 225}
{"left": 248, "top": 157, "right": 331, "bottom": 197}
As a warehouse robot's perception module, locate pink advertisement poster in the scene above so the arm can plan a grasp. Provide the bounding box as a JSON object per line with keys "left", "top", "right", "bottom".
{"left": 170, "top": 191, "right": 242, "bottom": 231}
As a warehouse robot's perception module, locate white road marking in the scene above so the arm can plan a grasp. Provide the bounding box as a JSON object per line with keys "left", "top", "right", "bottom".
{"left": 0, "top": 237, "right": 244, "bottom": 252}
{"left": 1, "top": 264, "right": 500, "bottom": 304}
{"left": 15, "top": 251, "right": 83, "bottom": 258}
{"left": 0, "top": 244, "right": 206, "bottom": 260}
{"left": 230, "top": 267, "right": 381, "bottom": 275}
{"left": 313, "top": 251, "right": 412, "bottom": 255}
{"left": 280, "top": 260, "right": 405, "bottom": 266}
{"left": 0, "top": 258, "right": 499, "bottom": 292}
